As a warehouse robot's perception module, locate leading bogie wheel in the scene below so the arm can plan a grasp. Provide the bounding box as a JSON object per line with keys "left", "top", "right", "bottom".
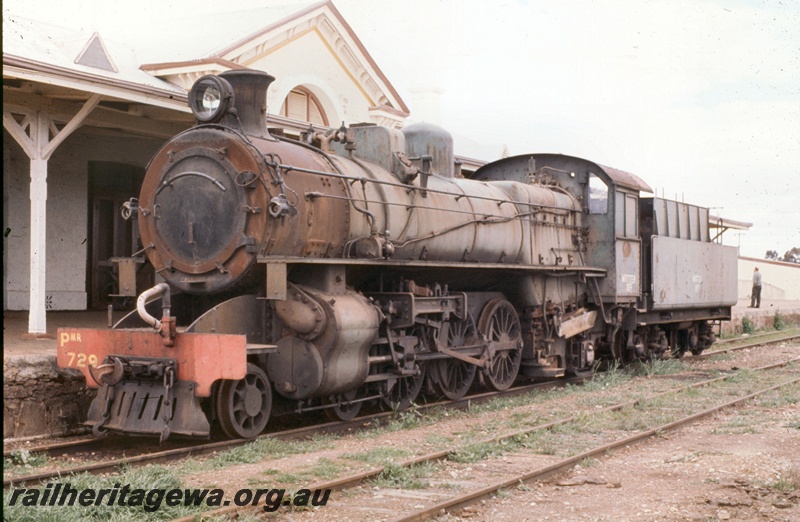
{"left": 478, "top": 298, "right": 522, "bottom": 392}
{"left": 216, "top": 363, "right": 272, "bottom": 439}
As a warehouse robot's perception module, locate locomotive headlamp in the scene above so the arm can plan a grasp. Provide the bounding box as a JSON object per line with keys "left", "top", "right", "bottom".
{"left": 189, "top": 75, "right": 234, "bottom": 123}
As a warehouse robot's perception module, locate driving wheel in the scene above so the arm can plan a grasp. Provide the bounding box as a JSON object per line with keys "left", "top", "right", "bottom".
{"left": 478, "top": 298, "right": 522, "bottom": 391}
{"left": 434, "top": 314, "right": 478, "bottom": 400}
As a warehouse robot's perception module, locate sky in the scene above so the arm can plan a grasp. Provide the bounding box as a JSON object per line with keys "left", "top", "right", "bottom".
{"left": 4, "top": 0, "right": 800, "bottom": 260}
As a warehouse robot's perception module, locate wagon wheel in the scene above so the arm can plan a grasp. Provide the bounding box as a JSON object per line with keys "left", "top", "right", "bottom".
{"left": 383, "top": 363, "right": 426, "bottom": 412}
{"left": 478, "top": 298, "right": 522, "bottom": 391}
{"left": 324, "top": 389, "right": 362, "bottom": 422}
{"left": 434, "top": 314, "right": 478, "bottom": 400}
{"left": 216, "top": 363, "right": 272, "bottom": 439}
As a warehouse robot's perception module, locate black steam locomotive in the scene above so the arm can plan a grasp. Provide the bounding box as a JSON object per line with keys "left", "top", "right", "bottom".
{"left": 57, "top": 70, "right": 738, "bottom": 441}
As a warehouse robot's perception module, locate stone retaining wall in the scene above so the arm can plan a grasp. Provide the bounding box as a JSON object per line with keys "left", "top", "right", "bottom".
{"left": 721, "top": 307, "right": 800, "bottom": 336}
{"left": 3, "top": 355, "right": 95, "bottom": 439}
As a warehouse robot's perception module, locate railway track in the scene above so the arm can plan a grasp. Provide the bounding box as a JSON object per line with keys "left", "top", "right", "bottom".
{"left": 713, "top": 328, "right": 800, "bottom": 346}
{"left": 2, "top": 378, "right": 582, "bottom": 489}
{"left": 7, "top": 331, "right": 793, "bottom": 458}
{"left": 7, "top": 330, "right": 794, "bottom": 457}
{"left": 691, "top": 332, "right": 800, "bottom": 360}
{"left": 396, "top": 369, "right": 800, "bottom": 522}
{"left": 170, "top": 355, "right": 800, "bottom": 521}
{"left": 4, "top": 332, "right": 796, "bottom": 491}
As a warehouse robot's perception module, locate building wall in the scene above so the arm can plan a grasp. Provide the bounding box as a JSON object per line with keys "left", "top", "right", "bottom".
{"left": 3, "top": 129, "right": 163, "bottom": 311}
{"left": 256, "top": 32, "right": 375, "bottom": 126}
{"left": 738, "top": 256, "right": 800, "bottom": 301}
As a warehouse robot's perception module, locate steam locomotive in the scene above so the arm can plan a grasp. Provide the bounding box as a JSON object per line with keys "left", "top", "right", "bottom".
{"left": 57, "top": 70, "right": 738, "bottom": 441}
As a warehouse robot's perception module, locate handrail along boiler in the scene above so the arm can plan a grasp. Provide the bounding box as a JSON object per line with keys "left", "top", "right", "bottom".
{"left": 57, "top": 70, "right": 738, "bottom": 441}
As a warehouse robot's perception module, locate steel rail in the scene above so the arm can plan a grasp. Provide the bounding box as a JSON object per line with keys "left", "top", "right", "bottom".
{"left": 691, "top": 332, "right": 800, "bottom": 359}
{"left": 715, "top": 331, "right": 786, "bottom": 345}
{"left": 2, "top": 378, "right": 580, "bottom": 489}
{"left": 396, "top": 373, "right": 800, "bottom": 521}
{"left": 169, "top": 356, "right": 799, "bottom": 521}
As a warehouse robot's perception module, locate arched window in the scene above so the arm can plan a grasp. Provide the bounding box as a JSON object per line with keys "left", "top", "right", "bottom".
{"left": 279, "top": 87, "right": 328, "bottom": 125}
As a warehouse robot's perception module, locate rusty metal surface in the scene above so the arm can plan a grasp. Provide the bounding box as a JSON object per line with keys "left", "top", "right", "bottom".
{"left": 137, "top": 113, "right": 599, "bottom": 301}
{"left": 596, "top": 163, "right": 652, "bottom": 193}
{"left": 262, "top": 139, "right": 351, "bottom": 260}
{"left": 650, "top": 236, "right": 738, "bottom": 310}
{"left": 109, "top": 257, "right": 144, "bottom": 297}
{"left": 138, "top": 126, "right": 272, "bottom": 294}
{"left": 56, "top": 328, "right": 247, "bottom": 396}
{"left": 472, "top": 153, "right": 651, "bottom": 193}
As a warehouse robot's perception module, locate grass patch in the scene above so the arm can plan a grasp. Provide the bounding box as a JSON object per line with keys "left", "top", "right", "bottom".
{"left": 494, "top": 487, "right": 513, "bottom": 498}
{"left": 342, "top": 446, "right": 409, "bottom": 465}
{"left": 578, "top": 457, "right": 600, "bottom": 468}
{"left": 742, "top": 316, "right": 755, "bottom": 334}
{"left": 448, "top": 440, "right": 515, "bottom": 463}
{"left": 370, "top": 462, "right": 437, "bottom": 490}
{"left": 516, "top": 430, "right": 559, "bottom": 455}
{"left": 386, "top": 407, "right": 425, "bottom": 431}
{"left": 710, "top": 414, "right": 760, "bottom": 435}
{"left": 310, "top": 457, "right": 343, "bottom": 480}
{"left": 351, "top": 406, "right": 435, "bottom": 438}
{"left": 187, "top": 436, "right": 335, "bottom": 472}
{"left": 632, "top": 358, "right": 685, "bottom": 377}
{"left": 4, "top": 449, "right": 48, "bottom": 470}
{"left": 424, "top": 433, "right": 454, "bottom": 447}
{"left": 273, "top": 471, "right": 312, "bottom": 484}
{"left": 582, "top": 363, "right": 630, "bottom": 392}
{"left": 773, "top": 312, "right": 786, "bottom": 331}
{"left": 766, "top": 467, "right": 800, "bottom": 493}
{"left": 758, "top": 392, "right": 800, "bottom": 408}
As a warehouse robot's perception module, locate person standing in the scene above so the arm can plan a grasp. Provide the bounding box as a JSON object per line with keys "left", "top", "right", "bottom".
{"left": 750, "top": 267, "right": 762, "bottom": 308}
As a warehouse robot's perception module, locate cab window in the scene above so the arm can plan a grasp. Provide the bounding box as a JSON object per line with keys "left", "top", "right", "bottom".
{"left": 588, "top": 173, "right": 608, "bottom": 214}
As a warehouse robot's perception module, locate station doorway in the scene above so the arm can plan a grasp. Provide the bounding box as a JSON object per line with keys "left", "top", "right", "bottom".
{"left": 87, "top": 162, "right": 149, "bottom": 309}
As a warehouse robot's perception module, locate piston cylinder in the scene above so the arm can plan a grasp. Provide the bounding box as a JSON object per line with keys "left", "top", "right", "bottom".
{"left": 268, "top": 286, "right": 380, "bottom": 399}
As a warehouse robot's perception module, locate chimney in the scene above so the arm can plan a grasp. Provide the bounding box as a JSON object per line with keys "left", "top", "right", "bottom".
{"left": 219, "top": 70, "right": 275, "bottom": 139}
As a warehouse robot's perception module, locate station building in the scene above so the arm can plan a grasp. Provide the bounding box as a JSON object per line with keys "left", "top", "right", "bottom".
{"left": 4, "top": 1, "right": 427, "bottom": 334}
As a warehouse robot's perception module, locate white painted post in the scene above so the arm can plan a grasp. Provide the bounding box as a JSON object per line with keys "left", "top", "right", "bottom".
{"left": 28, "top": 157, "right": 48, "bottom": 333}
{"left": 27, "top": 113, "right": 49, "bottom": 334}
